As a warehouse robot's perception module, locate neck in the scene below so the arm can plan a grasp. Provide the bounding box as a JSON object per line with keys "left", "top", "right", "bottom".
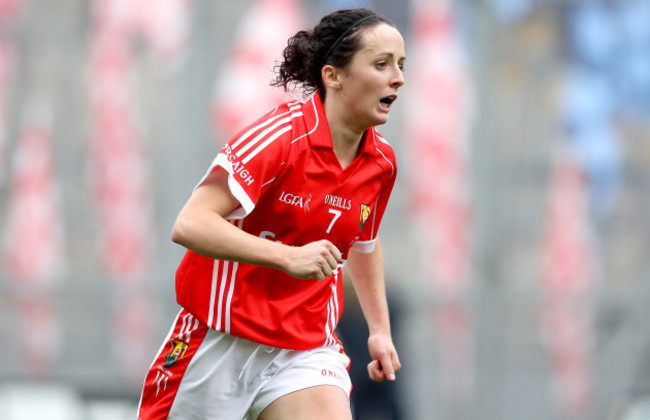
{"left": 323, "top": 94, "right": 366, "bottom": 169}
{"left": 330, "top": 126, "right": 365, "bottom": 169}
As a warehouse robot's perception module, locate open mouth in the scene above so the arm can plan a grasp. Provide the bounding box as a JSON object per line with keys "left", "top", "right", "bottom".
{"left": 379, "top": 95, "right": 397, "bottom": 106}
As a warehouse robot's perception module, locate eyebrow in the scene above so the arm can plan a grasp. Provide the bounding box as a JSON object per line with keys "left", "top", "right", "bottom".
{"left": 376, "top": 52, "right": 406, "bottom": 61}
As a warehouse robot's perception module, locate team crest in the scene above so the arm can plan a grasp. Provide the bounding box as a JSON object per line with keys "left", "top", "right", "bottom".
{"left": 360, "top": 204, "right": 371, "bottom": 231}
{"left": 165, "top": 339, "right": 189, "bottom": 368}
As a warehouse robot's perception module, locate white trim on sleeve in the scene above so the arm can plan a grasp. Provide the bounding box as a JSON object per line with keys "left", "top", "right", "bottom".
{"left": 349, "top": 239, "right": 376, "bottom": 254}
{"left": 194, "top": 154, "right": 255, "bottom": 220}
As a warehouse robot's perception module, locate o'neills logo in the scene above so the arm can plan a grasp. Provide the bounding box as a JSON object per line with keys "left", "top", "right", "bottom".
{"left": 324, "top": 194, "right": 352, "bottom": 210}
{"left": 279, "top": 191, "right": 312, "bottom": 211}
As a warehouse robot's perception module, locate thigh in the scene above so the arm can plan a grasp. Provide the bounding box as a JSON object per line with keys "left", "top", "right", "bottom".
{"left": 258, "top": 385, "right": 352, "bottom": 420}
{"left": 249, "top": 345, "right": 352, "bottom": 420}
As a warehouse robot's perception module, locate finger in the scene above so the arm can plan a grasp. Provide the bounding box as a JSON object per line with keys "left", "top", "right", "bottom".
{"left": 321, "top": 262, "right": 333, "bottom": 277}
{"left": 367, "top": 360, "right": 385, "bottom": 382}
{"left": 312, "top": 258, "right": 331, "bottom": 280}
{"left": 330, "top": 244, "right": 342, "bottom": 262}
{"left": 308, "top": 263, "right": 325, "bottom": 280}
{"left": 368, "top": 359, "right": 393, "bottom": 382}
{"left": 379, "top": 354, "right": 396, "bottom": 381}
{"left": 322, "top": 240, "right": 342, "bottom": 262}
{"left": 391, "top": 352, "right": 402, "bottom": 373}
{"left": 324, "top": 252, "right": 338, "bottom": 270}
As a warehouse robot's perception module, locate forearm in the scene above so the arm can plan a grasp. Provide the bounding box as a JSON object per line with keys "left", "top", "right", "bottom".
{"left": 347, "top": 237, "right": 400, "bottom": 382}
{"left": 346, "top": 238, "right": 391, "bottom": 336}
{"left": 172, "top": 208, "right": 290, "bottom": 271}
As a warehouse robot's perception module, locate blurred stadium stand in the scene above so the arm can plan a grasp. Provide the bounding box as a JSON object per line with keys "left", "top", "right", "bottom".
{"left": 1, "top": 1, "right": 650, "bottom": 419}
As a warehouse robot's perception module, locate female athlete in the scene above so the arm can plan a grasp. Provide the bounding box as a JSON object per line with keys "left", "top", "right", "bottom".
{"left": 138, "top": 7, "right": 406, "bottom": 419}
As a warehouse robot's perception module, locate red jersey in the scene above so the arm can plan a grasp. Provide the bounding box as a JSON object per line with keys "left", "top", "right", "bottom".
{"left": 175, "top": 92, "right": 396, "bottom": 350}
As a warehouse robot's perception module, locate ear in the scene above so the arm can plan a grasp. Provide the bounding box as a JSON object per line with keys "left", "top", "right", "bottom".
{"left": 321, "top": 65, "right": 342, "bottom": 90}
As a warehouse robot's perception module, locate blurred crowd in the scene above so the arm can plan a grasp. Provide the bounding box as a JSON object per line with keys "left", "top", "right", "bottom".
{"left": 1, "top": 1, "right": 650, "bottom": 420}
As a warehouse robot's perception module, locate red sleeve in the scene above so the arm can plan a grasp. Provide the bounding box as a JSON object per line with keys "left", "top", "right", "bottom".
{"left": 196, "top": 106, "right": 295, "bottom": 219}
{"left": 350, "top": 130, "right": 397, "bottom": 253}
{"left": 363, "top": 171, "right": 396, "bottom": 243}
{"left": 351, "top": 168, "right": 396, "bottom": 254}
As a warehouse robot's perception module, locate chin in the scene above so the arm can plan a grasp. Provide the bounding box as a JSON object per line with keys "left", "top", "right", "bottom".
{"left": 372, "top": 115, "right": 389, "bottom": 126}
{"left": 359, "top": 112, "right": 389, "bottom": 129}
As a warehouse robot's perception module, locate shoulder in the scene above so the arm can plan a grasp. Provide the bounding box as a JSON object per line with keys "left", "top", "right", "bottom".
{"left": 226, "top": 99, "right": 306, "bottom": 156}
{"left": 243, "top": 100, "right": 304, "bottom": 136}
{"left": 369, "top": 129, "right": 397, "bottom": 178}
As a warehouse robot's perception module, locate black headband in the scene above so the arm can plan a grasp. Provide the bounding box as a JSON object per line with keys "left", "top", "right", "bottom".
{"left": 320, "top": 15, "right": 375, "bottom": 68}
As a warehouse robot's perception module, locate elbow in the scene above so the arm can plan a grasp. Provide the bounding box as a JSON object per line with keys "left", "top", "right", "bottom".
{"left": 171, "top": 214, "right": 192, "bottom": 247}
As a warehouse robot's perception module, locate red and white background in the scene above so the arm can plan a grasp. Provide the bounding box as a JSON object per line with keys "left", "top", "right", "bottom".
{"left": 3, "top": 108, "right": 65, "bottom": 376}
{"left": 0, "top": 1, "right": 645, "bottom": 418}
{"left": 405, "top": 0, "right": 474, "bottom": 415}
{"left": 0, "top": 0, "right": 67, "bottom": 378}
{"left": 86, "top": 0, "right": 189, "bottom": 382}
{"left": 540, "top": 147, "right": 595, "bottom": 418}
{"left": 210, "top": 0, "right": 304, "bottom": 141}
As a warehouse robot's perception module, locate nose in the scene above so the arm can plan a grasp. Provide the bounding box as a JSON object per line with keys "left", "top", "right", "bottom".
{"left": 391, "top": 64, "right": 404, "bottom": 88}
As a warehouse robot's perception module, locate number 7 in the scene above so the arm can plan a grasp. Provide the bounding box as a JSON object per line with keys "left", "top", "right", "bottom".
{"left": 326, "top": 208, "right": 341, "bottom": 233}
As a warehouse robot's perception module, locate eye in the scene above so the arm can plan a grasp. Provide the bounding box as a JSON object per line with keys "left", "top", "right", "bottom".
{"left": 376, "top": 61, "right": 388, "bottom": 69}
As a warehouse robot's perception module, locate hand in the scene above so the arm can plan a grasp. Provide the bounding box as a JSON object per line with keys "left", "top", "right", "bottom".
{"left": 283, "top": 240, "right": 342, "bottom": 280}
{"left": 367, "top": 333, "right": 401, "bottom": 382}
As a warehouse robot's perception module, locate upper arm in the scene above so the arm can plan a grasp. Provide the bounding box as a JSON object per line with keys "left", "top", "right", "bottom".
{"left": 181, "top": 166, "right": 240, "bottom": 219}
{"left": 171, "top": 166, "right": 241, "bottom": 246}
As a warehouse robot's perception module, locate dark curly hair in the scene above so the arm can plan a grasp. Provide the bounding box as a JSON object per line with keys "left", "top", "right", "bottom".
{"left": 272, "top": 8, "right": 393, "bottom": 97}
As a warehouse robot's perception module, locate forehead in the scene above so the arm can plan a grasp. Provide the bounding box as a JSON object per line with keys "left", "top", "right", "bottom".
{"left": 357, "top": 23, "right": 405, "bottom": 57}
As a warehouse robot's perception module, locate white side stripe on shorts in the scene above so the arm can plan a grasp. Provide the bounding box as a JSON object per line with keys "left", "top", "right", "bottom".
{"left": 154, "top": 370, "right": 168, "bottom": 396}
{"left": 179, "top": 313, "right": 199, "bottom": 343}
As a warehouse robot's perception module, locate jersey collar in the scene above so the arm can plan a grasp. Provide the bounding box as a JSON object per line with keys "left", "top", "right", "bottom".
{"left": 302, "top": 91, "right": 377, "bottom": 156}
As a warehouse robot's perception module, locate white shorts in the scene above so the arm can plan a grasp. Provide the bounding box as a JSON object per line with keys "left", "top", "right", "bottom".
{"left": 138, "top": 310, "right": 352, "bottom": 420}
